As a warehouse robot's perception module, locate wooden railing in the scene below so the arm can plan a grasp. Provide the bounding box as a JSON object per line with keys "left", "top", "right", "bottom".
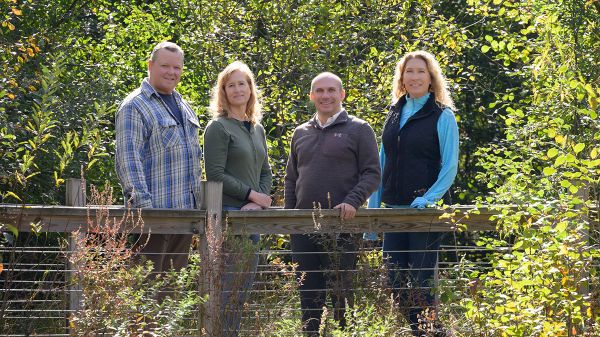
{"left": 0, "top": 178, "right": 502, "bottom": 336}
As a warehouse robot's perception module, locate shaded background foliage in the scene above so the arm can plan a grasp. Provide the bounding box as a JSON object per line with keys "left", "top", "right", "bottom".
{"left": 1, "top": 0, "right": 600, "bottom": 335}
{"left": 1, "top": 0, "right": 536, "bottom": 205}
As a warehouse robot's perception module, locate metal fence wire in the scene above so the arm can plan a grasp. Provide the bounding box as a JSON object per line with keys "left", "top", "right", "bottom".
{"left": 0, "top": 231, "right": 511, "bottom": 337}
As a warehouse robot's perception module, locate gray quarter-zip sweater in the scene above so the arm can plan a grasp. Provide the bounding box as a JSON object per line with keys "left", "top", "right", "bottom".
{"left": 284, "top": 110, "right": 380, "bottom": 210}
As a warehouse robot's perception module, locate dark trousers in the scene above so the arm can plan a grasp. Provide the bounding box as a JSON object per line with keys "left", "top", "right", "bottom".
{"left": 221, "top": 234, "right": 260, "bottom": 337}
{"left": 138, "top": 233, "right": 193, "bottom": 300}
{"left": 290, "top": 233, "right": 359, "bottom": 335}
{"left": 383, "top": 232, "right": 442, "bottom": 336}
{"left": 140, "top": 233, "right": 192, "bottom": 273}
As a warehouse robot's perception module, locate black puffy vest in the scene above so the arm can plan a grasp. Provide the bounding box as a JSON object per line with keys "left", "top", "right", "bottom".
{"left": 381, "top": 94, "right": 449, "bottom": 205}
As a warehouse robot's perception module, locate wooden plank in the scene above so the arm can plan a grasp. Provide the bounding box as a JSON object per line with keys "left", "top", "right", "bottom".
{"left": 1, "top": 204, "right": 508, "bottom": 235}
{"left": 0, "top": 204, "right": 206, "bottom": 234}
{"left": 224, "top": 207, "right": 501, "bottom": 234}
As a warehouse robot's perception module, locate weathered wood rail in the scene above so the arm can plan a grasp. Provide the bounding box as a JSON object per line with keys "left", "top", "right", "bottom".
{"left": 0, "top": 204, "right": 499, "bottom": 234}
{"left": 0, "top": 179, "right": 502, "bottom": 336}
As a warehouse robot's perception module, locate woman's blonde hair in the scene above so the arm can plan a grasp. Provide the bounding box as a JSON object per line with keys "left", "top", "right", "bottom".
{"left": 392, "top": 50, "right": 455, "bottom": 110}
{"left": 209, "top": 61, "right": 262, "bottom": 124}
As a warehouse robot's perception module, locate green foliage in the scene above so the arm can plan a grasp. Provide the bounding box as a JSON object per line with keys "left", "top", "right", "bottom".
{"left": 68, "top": 184, "right": 204, "bottom": 336}
{"left": 463, "top": 0, "right": 600, "bottom": 336}
{"left": 1, "top": 0, "right": 599, "bottom": 336}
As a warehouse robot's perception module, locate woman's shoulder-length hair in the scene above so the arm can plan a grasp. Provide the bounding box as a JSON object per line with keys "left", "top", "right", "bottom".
{"left": 391, "top": 50, "right": 455, "bottom": 110}
{"left": 209, "top": 61, "right": 263, "bottom": 125}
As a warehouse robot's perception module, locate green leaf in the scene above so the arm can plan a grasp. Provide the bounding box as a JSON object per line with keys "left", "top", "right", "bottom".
{"left": 555, "top": 221, "right": 568, "bottom": 233}
{"left": 4, "top": 224, "right": 19, "bottom": 238}
{"left": 3, "top": 191, "right": 22, "bottom": 202}
{"left": 481, "top": 45, "right": 490, "bottom": 53}
{"left": 513, "top": 240, "right": 523, "bottom": 250}
{"left": 569, "top": 79, "right": 579, "bottom": 89}
{"left": 547, "top": 148, "right": 558, "bottom": 158}
{"left": 573, "top": 143, "right": 585, "bottom": 154}
{"left": 543, "top": 167, "right": 556, "bottom": 176}
{"left": 560, "top": 180, "right": 571, "bottom": 188}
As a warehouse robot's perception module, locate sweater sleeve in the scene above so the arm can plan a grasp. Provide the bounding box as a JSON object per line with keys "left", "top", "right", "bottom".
{"left": 342, "top": 122, "right": 382, "bottom": 209}
{"left": 421, "top": 108, "right": 459, "bottom": 204}
{"left": 258, "top": 125, "right": 273, "bottom": 195}
{"left": 203, "top": 120, "right": 252, "bottom": 200}
{"left": 367, "top": 144, "right": 385, "bottom": 208}
{"left": 284, "top": 129, "right": 299, "bottom": 209}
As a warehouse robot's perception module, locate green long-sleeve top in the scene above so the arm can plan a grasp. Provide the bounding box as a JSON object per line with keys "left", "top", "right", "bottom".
{"left": 203, "top": 117, "right": 273, "bottom": 208}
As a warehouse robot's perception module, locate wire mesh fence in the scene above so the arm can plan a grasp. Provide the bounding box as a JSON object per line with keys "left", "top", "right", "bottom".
{"left": 0, "top": 230, "right": 511, "bottom": 336}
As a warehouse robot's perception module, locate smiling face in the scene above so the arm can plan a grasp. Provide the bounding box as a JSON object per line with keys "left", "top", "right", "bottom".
{"left": 402, "top": 57, "right": 432, "bottom": 99}
{"left": 148, "top": 49, "right": 183, "bottom": 95}
{"left": 310, "top": 76, "right": 345, "bottom": 117}
{"left": 224, "top": 70, "right": 251, "bottom": 110}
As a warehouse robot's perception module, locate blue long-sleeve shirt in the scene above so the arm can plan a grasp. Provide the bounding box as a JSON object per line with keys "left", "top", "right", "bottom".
{"left": 368, "top": 93, "right": 459, "bottom": 208}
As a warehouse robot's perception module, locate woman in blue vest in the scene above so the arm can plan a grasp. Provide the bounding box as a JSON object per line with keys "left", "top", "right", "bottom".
{"left": 369, "top": 50, "right": 459, "bottom": 336}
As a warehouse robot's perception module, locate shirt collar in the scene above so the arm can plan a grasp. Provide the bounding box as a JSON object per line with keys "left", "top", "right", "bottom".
{"left": 314, "top": 109, "right": 344, "bottom": 129}
{"left": 141, "top": 77, "right": 180, "bottom": 100}
{"left": 406, "top": 92, "right": 431, "bottom": 105}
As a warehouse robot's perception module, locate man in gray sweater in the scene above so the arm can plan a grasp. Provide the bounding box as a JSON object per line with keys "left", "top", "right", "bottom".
{"left": 284, "top": 72, "right": 380, "bottom": 335}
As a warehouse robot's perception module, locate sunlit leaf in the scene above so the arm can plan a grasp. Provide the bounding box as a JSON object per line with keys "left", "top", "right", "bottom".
{"left": 4, "top": 191, "right": 22, "bottom": 202}
{"left": 543, "top": 167, "right": 556, "bottom": 176}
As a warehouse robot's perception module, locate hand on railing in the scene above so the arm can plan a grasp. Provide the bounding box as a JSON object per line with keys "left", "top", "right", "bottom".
{"left": 334, "top": 203, "right": 356, "bottom": 220}
{"left": 241, "top": 202, "right": 263, "bottom": 211}
{"left": 248, "top": 190, "right": 272, "bottom": 208}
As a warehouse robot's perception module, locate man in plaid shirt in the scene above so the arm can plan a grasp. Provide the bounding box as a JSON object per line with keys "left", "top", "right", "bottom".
{"left": 115, "top": 41, "right": 203, "bottom": 275}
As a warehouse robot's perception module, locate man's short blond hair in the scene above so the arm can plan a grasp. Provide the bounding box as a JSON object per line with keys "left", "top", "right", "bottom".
{"left": 149, "top": 41, "right": 184, "bottom": 62}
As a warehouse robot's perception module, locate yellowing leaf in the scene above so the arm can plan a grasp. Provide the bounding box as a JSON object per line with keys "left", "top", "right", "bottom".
{"left": 11, "top": 8, "right": 22, "bottom": 16}
{"left": 7, "top": 22, "right": 15, "bottom": 31}
{"left": 591, "top": 148, "right": 598, "bottom": 159}
{"left": 0, "top": 263, "right": 3, "bottom": 273}
{"left": 7, "top": 93, "right": 15, "bottom": 100}
{"left": 547, "top": 148, "right": 559, "bottom": 158}
{"left": 438, "top": 212, "right": 454, "bottom": 219}
{"left": 27, "top": 48, "right": 34, "bottom": 57}
{"left": 555, "top": 221, "right": 568, "bottom": 232}
{"left": 4, "top": 191, "right": 21, "bottom": 201}
{"left": 589, "top": 97, "right": 599, "bottom": 110}
{"left": 543, "top": 167, "right": 556, "bottom": 176}
{"left": 555, "top": 135, "right": 566, "bottom": 145}
{"left": 573, "top": 143, "right": 585, "bottom": 154}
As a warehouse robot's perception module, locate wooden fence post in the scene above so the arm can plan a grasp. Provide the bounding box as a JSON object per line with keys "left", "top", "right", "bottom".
{"left": 199, "top": 181, "right": 223, "bottom": 337}
{"left": 65, "top": 178, "right": 85, "bottom": 319}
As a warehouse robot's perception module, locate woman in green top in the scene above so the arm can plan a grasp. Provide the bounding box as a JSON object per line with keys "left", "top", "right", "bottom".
{"left": 203, "top": 61, "right": 272, "bottom": 336}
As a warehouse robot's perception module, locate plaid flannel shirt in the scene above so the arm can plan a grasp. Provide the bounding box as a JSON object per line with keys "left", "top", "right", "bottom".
{"left": 115, "top": 78, "right": 203, "bottom": 208}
